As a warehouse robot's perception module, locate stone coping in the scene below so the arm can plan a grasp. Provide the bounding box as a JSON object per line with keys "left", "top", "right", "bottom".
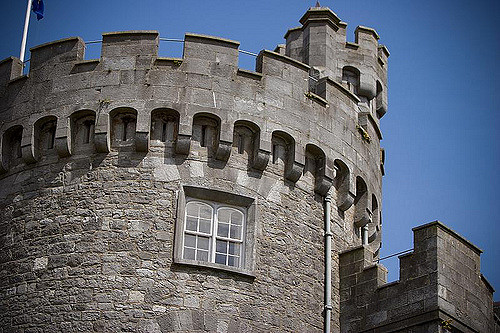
{"left": 185, "top": 32, "right": 240, "bottom": 48}
{"left": 29, "top": 36, "right": 83, "bottom": 52}
{"left": 102, "top": 30, "right": 158, "bottom": 37}
{"left": 356, "top": 26, "right": 380, "bottom": 40}
{"left": 237, "top": 68, "right": 262, "bottom": 80}
{"left": 299, "top": 7, "right": 341, "bottom": 26}
{"left": 283, "top": 26, "right": 302, "bottom": 39}
{"left": 318, "top": 76, "right": 361, "bottom": 104}
{"left": 378, "top": 45, "right": 390, "bottom": 57}
{"left": 258, "top": 50, "right": 310, "bottom": 72}
{"left": 412, "top": 220, "right": 483, "bottom": 255}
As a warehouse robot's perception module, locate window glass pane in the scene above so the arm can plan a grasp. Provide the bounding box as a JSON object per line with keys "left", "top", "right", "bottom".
{"left": 186, "top": 216, "right": 197, "bottom": 231}
{"left": 217, "top": 223, "right": 229, "bottom": 238}
{"left": 218, "top": 209, "right": 230, "bottom": 223}
{"left": 197, "top": 250, "right": 209, "bottom": 262}
{"left": 216, "top": 240, "right": 227, "bottom": 254}
{"left": 186, "top": 202, "right": 199, "bottom": 216}
{"left": 228, "top": 242, "right": 240, "bottom": 255}
{"left": 184, "top": 234, "right": 196, "bottom": 248}
{"left": 228, "top": 256, "right": 239, "bottom": 267}
{"left": 215, "top": 253, "right": 226, "bottom": 265}
{"left": 231, "top": 211, "right": 243, "bottom": 225}
{"left": 198, "top": 219, "right": 212, "bottom": 234}
{"left": 200, "top": 205, "right": 212, "bottom": 219}
{"left": 197, "top": 236, "right": 210, "bottom": 250}
{"left": 184, "top": 248, "right": 195, "bottom": 260}
{"left": 230, "top": 226, "right": 241, "bottom": 240}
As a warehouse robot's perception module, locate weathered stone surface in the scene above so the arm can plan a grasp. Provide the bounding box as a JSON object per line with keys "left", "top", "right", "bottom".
{"left": 2, "top": 4, "right": 494, "bottom": 333}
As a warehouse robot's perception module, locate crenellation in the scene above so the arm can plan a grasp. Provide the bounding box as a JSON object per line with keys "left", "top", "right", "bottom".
{"left": 0, "top": 57, "right": 23, "bottom": 87}
{"left": 29, "top": 37, "right": 85, "bottom": 73}
{"left": 339, "top": 221, "right": 497, "bottom": 332}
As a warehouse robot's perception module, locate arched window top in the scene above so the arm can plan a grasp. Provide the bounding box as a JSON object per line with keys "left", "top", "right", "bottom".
{"left": 306, "top": 144, "right": 325, "bottom": 160}
{"left": 185, "top": 201, "right": 214, "bottom": 235}
{"left": 372, "top": 194, "right": 379, "bottom": 211}
{"left": 342, "top": 66, "right": 360, "bottom": 94}
{"left": 34, "top": 116, "right": 57, "bottom": 152}
{"left": 193, "top": 113, "right": 220, "bottom": 127}
{"left": 110, "top": 107, "right": 137, "bottom": 118}
{"left": 356, "top": 176, "right": 367, "bottom": 195}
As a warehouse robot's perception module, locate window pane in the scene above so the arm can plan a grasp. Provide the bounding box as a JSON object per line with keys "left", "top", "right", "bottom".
{"left": 186, "top": 217, "right": 197, "bottom": 231}
{"left": 197, "top": 250, "right": 209, "bottom": 262}
{"left": 230, "top": 226, "right": 241, "bottom": 240}
{"left": 199, "top": 219, "right": 212, "bottom": 234}
{"left": 228, "top": 256, "right": 239, "bottom": 267}
{"left": 215, "top": 253, "right": 226, "bottom": 265}
{"left": 216, "top": 240, "right": 227, "bottom": 254}
{"left": 197, "top": 236, "right": 210, "bottom": 250}
{"left": 228, "top": 242, "right": 240, "bottom": 255}
{"left": 184, "top": 248, "right": 195, "bottom": 260}
{"left": 184, "top": 234, "right": 196, "bottom": 248}
{"left": 186, "top": 202, "right": 199, "bottom": 216}
{"left": 218, "top": 209, "right": 230, "bottom": 223}
{"left": 231, "top": 211, "right": 243, "bottom": 225}
{"left": 217, "top": 223, "right": 229, "bottom": 238}
{"left": 200, "top": 205, "right": 212, "bottom": 219}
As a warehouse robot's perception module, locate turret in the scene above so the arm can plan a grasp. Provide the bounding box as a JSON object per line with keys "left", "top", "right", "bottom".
{"left": 284, "top": 6, "right": 389, "bottom": 121}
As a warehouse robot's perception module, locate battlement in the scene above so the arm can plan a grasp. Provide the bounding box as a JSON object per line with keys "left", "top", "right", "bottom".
{"left": 284, "top": 6, "right": 389, "bottom": 118}
{"left": 0, "top": 29, "right": 385, "bottom": 202}
{"left": 339, "top": 221, "right": 496, "bottom": 333}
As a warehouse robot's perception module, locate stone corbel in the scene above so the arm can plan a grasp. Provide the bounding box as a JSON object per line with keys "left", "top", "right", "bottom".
{"left": 285, "top": 161, "right": 304, "bottom": 183}
{"left": 94, "top": 112, "right": 110, "bottom": 153}
{"left": 251, "top": 139, "right": 271, "bottom": 171}
{"left": 314, "top": 175, "right": 333, "bottom": 196}
{"left": 21, "top": 125, "right": 37, "bottom": 164}
{"left": 215, "top": 140, "right": 232, "bottom": 161}
{"left": 285, "top": 142, "right": 304, "bottom": 183}
{"left": 135, "top": 112, "right": 150, "bottom": 152}
{"left": 55, "top": 118, "right": 71, "bottom": 157}
{"left": 354, "top": 208, "right": 372, "bottom": 228}
{"left": 135, "top": 132, "right": 149, "bottom": 152}
{"left": 368, "top": 229, "right": 379, "bottom": 243}
{"left": 338, "top": 191, "right": 355, "bottom": 211}
{"left": 215, "top": 124, "right": 232, "bottom": 161}
{"left": 175, "top": 134, "right": 191, "bottom": 155}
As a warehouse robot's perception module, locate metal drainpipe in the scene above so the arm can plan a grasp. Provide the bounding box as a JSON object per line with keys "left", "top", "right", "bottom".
{"left": 324, "top": 193, "right": 332, "bottom": 333}
{"left": 362, "top": 225, "right": 369, "bottom": 245}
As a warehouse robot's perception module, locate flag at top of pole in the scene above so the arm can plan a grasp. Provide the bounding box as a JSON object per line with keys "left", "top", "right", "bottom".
{"left": 32, "top": 0, "right": 44, "bottom": 20}
{"left": 19, "top": 0, "right": 45, "bottom": 63}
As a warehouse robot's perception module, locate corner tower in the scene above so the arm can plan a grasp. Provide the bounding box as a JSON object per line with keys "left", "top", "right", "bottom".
{"left": 0, "top": 6, "right": 388, "bottom": 332}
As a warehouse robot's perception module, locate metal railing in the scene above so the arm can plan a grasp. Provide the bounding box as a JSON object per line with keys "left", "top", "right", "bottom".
{"left": 375, "top": 248, "right": 413, "bottom": 263}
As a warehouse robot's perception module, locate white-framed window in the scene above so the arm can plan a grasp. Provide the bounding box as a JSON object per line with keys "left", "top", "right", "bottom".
{"left": 174, "top": 186, "right": 256, "bottom": 277}
{"left": 182, "top": 200, "right": 245, "bottom": 268}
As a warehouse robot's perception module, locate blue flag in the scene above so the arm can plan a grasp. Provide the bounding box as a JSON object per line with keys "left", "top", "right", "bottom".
{"left": 32, "top": 0, "right": 44, "bottom": 20}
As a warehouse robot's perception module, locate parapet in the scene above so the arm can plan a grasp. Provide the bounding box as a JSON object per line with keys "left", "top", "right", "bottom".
{"left": 339, "top": 221, "right": 496, "bottom": 332}
{"left": 0, "top": 28, "right": 383, "bottom": 200}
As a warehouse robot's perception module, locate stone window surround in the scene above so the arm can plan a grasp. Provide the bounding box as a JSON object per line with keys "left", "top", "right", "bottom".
{"left": 174, "top": 185, "right": 257, "bottom": 278}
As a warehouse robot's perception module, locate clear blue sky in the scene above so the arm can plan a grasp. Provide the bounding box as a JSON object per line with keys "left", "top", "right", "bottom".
{"left": 1, "top": 0, "right": 499, "bottom": 300}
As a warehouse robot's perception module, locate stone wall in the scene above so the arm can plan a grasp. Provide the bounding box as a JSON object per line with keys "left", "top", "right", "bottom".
{"left": 0, "top": 6, "right": 388, "bottom": 332}
{"left": 339, "top": 221, "right": 497, "bottom": 333}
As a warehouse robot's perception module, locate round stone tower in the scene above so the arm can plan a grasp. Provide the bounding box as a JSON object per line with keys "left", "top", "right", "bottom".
{"left": 0, "top": 6, "right": 388, "bottom": 333}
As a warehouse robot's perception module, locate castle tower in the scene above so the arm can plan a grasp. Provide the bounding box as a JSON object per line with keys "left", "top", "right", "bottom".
{"left": 0, "top": 6, "right": 389, "bottom": 332}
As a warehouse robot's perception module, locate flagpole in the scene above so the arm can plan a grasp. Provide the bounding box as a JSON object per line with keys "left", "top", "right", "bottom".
{"left": 20, "top": 0, "right": 33, "bottom": 63}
